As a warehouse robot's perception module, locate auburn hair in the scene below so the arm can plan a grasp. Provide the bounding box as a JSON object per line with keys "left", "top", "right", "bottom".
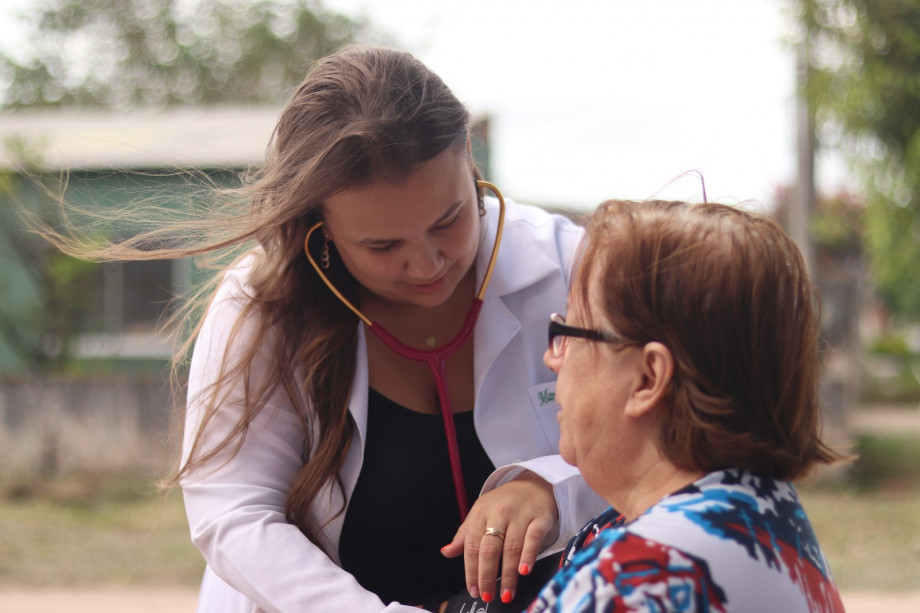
{"left": 575, "top": 199, "right": 849, "bottom": 481}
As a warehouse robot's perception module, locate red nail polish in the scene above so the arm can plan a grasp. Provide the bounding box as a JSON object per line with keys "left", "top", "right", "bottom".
{"left": 519, "top": 563, "right": 530, "bottom": 575}
{"left": 482, "top": 592, "right": 493, "bottom": 603}
{"left": 501, "top": 589, "right": 513, "bottom": 604}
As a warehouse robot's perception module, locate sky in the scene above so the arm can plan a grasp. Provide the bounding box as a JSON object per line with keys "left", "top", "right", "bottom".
{"left": 322, "top": 0, "right": 847, "bottom": 211}
{"left": 0, "top": 0, "right": 847, "bottom": 212}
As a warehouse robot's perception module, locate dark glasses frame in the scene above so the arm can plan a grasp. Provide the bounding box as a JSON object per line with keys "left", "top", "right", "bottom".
{"left": 547, "top": 313, "right": 626, "bottom": 358}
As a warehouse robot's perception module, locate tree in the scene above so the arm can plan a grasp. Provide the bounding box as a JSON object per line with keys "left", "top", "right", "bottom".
{"left": 0, "top": 143, "right": 101, "bottom": 372}
{"left": 794, "top": 0, "right": 920, "bottom": 320}
{"left": 0, "top": 0, "right": 377, "bottom": 109}
{"left": 0, "top": 0, "right": 379, "bottom": 372}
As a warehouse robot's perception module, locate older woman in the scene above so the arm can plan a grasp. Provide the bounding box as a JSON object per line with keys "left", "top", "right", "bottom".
{"left": 528, "top": 200, "right": 849, "bottom": 613}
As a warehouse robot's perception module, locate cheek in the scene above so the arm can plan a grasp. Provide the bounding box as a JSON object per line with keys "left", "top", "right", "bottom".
{"left": 456, "top": 211, "right": 484, "bottom": 257}
{"left": 557, "top": 405, "right": 594, "bottom": 468}
{"left": 554, "top": 380, "right": 583, "bottom": 454}
{"left": 336, "top": 246, "right": 390, "bottom": 281}
{"left": 555, "top": 362, "right": 609, "bottom": 466}
{"left": 555, "top": 409, "right": 572, "bottom": 462}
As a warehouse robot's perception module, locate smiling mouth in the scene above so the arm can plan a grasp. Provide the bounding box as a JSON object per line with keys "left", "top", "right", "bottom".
{"left": 409, "top": 273, "right": 448, "bottom": 292}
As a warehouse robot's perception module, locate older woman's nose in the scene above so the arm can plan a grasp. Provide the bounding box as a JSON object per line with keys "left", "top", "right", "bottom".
{"left": 544, "top": 347, "right": 561, "bottom": 373}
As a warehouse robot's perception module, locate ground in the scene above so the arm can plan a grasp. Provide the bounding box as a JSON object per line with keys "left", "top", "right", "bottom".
{"left": 2, "top": 587, "right": 920, "bottom": 612}
{"left": 2, "top": 403, "right": 918, "bottom": 612}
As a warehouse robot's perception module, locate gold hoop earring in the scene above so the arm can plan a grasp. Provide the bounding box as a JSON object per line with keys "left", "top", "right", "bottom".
{"left": 320, "top": 236, "right": 331, "bottom": 269}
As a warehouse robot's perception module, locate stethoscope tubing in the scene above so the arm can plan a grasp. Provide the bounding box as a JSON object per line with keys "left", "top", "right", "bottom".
{"left": 304, "top": 181, "right": 505, "bottom": 520}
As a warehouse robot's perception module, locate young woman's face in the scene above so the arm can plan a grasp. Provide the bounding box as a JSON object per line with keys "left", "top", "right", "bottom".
{"left": 321, "top": 145, "right": 481, "bottom": 309}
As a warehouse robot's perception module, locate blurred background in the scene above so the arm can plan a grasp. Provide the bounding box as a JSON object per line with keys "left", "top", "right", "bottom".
{"left": 0, "top": 0, "right": 917, "bottom": 610}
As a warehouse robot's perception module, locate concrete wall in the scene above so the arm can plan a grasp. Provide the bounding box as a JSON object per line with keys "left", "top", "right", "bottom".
{"left": 0, "top": 377, "right": 176, "bottom": 476}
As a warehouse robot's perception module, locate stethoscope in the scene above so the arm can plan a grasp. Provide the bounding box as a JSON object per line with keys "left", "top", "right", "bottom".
{"left": 304, "top": 181, "right": 505, "bottom": 520}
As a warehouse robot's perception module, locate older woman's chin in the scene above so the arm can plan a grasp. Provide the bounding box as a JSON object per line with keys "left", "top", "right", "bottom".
{"left": 556, "top": 437, "right": 577, "bottom": 468}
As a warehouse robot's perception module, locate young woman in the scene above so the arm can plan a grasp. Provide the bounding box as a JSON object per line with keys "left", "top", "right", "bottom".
{"left": 161, "top": 46, "right": 605, "bottom": 612}
{"left": 527, "top": 199, "right": 848, "bottom": 612}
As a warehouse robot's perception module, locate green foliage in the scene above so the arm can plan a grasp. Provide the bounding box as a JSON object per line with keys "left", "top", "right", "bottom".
{"left": 848, "top": 433, "right": 920, "bottom": 490}
{"left": 0, "top": 241, "right": 101, "bottom": 372}
{"left": 869, "top": 329, "right": 912, "bottom": 355}
{"left": 809, "top": 191, "right": 864, "bottom": 257}
{"left": 0, "top": 145, "right": 103, "bottom": 371}
{"left": 863, "top": 365, "right": 920, "bottom": 407}
{"left": 864, "top": 196, "right": 920, "bottom": 315}
{"left": 0, "top": 1, "right": 380, "bottom": 370}
{"left": 796, "top": 0, "right": 920, "bottom": 320}
{"left": 0, "top": 0, "right": 376, "bottom": 109}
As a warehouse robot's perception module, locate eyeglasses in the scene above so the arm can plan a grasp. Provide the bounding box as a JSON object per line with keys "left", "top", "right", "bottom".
{"left": 547, "top": 313, "right": 626, "bottom": 358}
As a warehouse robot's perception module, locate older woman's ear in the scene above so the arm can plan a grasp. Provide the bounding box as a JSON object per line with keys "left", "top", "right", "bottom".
{"left": 624, "top": 342, "right": 674, "bottom": 418}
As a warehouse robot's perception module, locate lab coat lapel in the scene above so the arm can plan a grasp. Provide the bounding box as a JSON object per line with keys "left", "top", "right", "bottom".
{"left": 473, "top": 197, "right": 565, "bottom": 396}
{"left": 343, "top": 323, "right": 369, "bottom": 485}
{"left": 317, "top": 324, "right": 368, "bottom": 563}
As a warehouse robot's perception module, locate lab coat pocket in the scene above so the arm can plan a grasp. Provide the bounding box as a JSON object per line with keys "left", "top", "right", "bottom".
{"left": 527, "top": 381, "right": 562, "bottom": 451}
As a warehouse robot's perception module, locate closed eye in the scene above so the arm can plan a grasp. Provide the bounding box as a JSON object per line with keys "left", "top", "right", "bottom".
{"left": 433, "top": 211, "right": 462, "bottom": 231}
{"left": 367, "top": 242, "right": 397, "bottom": 253}
{"left": 362, "top": 201, "right": 465, "bottom": 253}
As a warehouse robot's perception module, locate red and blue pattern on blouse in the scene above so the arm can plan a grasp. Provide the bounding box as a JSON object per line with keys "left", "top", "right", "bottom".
{"left": 528, "top": 469, "right": 845, "bottom": 613}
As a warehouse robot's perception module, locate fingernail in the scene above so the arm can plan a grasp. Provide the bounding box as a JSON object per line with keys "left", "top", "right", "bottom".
{"left": 501, "top": 589, "right": 513, "bottom": 604}
{"left": 440, "top": 545, "right": 449, "bottom": 554}
{"left": 519, "top": 563, "right": 530, "bottom": 575}
{"left": 469, "top": 586, "right": 480, "bottom": 599}
{"left": 482, "top": 591, "right": 493, "bottom": 603}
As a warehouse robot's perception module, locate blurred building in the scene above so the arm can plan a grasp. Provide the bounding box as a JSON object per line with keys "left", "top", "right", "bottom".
{"left": 0, "top": 107, "right": 491, "bottom": 474}
{"left": 0, "top": 107, "right": 493, "bottom": 372}
{"left": 0, "top": 107, "right": 279, "bottom": 371}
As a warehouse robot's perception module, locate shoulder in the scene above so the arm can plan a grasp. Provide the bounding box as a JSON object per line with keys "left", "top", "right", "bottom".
{"left": 646, "top": 470, "right": 813, "bottom": 549}
{"left": 633, "top": 470, "right": 806, "bottom": 557}
{"left": 625, "top": 470, "right": 841, "bottom": 610}
{"left": 482, "top": 196, "right": 585, "bottom": 291}
{"left": 497, "top": 197, "right": 584, "bottom": 244}
{"left": 531, "top": 471, "right": 842, "bottom": 613}
{"left": 211, "top": 248, "right": 263, "bottom": 306}
{"left": 194, "top": 247, "right": 267, "bottom": 353}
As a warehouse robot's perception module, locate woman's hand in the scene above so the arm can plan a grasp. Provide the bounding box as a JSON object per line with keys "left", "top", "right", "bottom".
{"left": 440, "top": 471, "right": 558, "bottom": 605}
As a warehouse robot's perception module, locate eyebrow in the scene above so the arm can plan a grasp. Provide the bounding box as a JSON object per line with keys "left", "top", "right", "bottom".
{"left": 356, "top": 200, "right": 464, "bottom": 246}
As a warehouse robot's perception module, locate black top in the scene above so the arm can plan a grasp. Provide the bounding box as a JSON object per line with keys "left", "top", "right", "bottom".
{"left": 339, "top": 388, "right": 496, "bottom": 606}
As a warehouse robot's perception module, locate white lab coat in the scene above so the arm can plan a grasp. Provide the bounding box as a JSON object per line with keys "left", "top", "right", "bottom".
{"left": 181, "top": 197, "right": 607, "bottom": 613}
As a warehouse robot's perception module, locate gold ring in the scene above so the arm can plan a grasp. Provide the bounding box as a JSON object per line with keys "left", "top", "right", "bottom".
{"left": 483, "top": 527, "right": 506, "bottom": 542}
